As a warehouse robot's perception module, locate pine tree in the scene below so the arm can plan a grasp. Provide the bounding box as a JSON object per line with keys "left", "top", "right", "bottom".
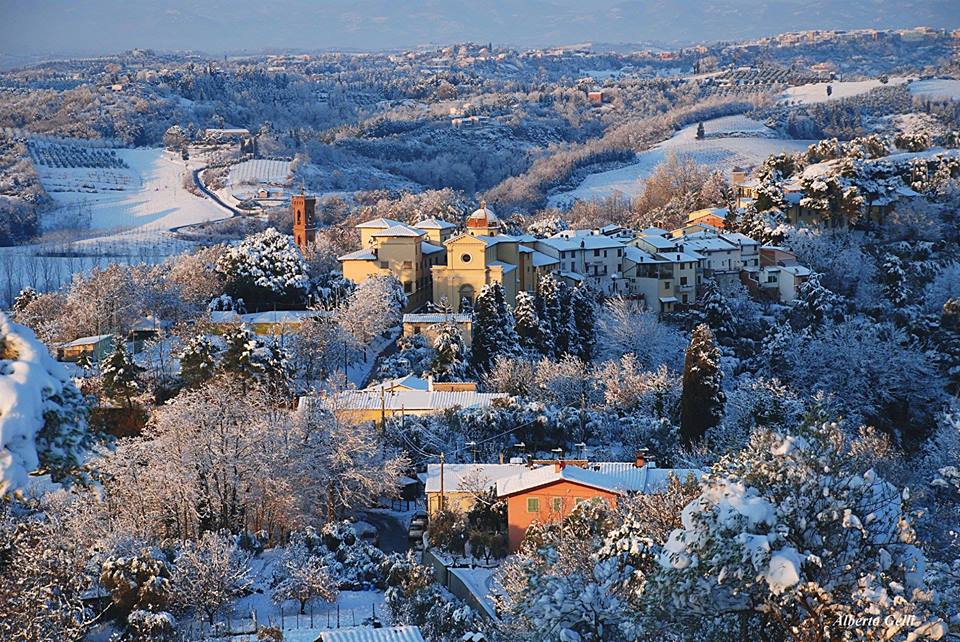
{"left": 696, "top": 122, "right": 705, "bottom": 140}
{"left": 680, "top": 324, "right": 725, "bottom": 447}
{"left": 697, "top": 280, "right": 734, "bottom": 340}
{"left": 101, "top": 339, "right": 143, "bottom": 408}
{"left": 429, "top": 322, "right": 468, "bottom": 381}
{"left": 220, "top": 324, "right": 292, "bottom": 397}
{"left": 513, "top": 291, "right": 543, "bottom": 356}
{"left": 12, "top": 287, "right": 38, "bottom": 313}
{"left": 179, "top": 334, "right": 219, "bottom": 388}
{"left": 570, "top": 285, "right": 598, "bottom": 361}
{"left": 535, "top": 276, "right": 560, "bottom": 358}
{"left": 471, "top": 282, "right": 517, "bottom": 373}
{"left": 221, "top": 324, "right": 257, "bottom": 378}
{"left": 793, "top": 273, "right": 839, "bottom": 330}
{"left": 880, "top": 253, "right": 909, "bottom": 307}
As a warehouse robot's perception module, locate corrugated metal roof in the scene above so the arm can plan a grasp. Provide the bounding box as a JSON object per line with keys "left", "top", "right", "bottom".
{"left": 319, "top": 626, "right": 426, "bottom": 642}
{"left": 424, "top": 463, "right": 526, "bottom": 493}
{"left": 402, "top": 313, "right": 472, "bottom": 324}
{"left": 332, "top": 389, "right": 507, "bottom": 412}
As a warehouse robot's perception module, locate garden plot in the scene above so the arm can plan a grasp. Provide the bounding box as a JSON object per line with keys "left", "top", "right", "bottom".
{"left": 548, "top": 116, "right": 815, "bottom": 208}
{"left": 229, "top": 159, "right": 293, "bottom": 187}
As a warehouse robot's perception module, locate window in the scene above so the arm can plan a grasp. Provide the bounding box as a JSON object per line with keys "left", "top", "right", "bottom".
{"left": 574, "top": 498, "right": 586, "bottom": 506}
{"left": 617, "top": 249, "right": 622, "bottom": 257}
{"left": 402, "top": 261, "right": 413, "bottom": 269}
{"left": 680, "top": 276, "right": 688, "bottom": 285}
{"left": 551, "top": 497, "right": 563, "bottom": 513}
{"left": 594, "top": 249, "right": 600, "bottom": 257}
{"left": 379, "top": 261, "right": 389, "bottom": 269}
{"left": 461, "top": 253, "right": 472, "bottom": 263}
{"left": 527, "top": 498, "right": 540, "bottom": 513}
{"left": 665, "top": 281, "right": 671, "bottom": 290}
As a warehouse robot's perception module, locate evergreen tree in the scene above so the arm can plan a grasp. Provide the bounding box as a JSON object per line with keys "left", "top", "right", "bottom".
{"left": 571, "top": 285, "right": 598, "bottom": 361}
{"left": 555, "top": 280, "right": 577, "bottom": 357}
{"left": 471, "top": 282, "right": 518, "bottom": 373}
{"left": 101, "top": 339, "right": 143, "bottom": 408}
{"left": 535, "top": 276, "right": 560, "bottom": 358}
{"left": 179, "top": 334, "right": 219, "bottom": 389}
{"left": 221, "top": 324, "right": 257, "bottom": 378}
{"left": 792, "top": 273, "right": 840, "bottom": 330}
{"left": 697, "top": 280, "right": 734, "bottom": 340}
{"left": 695, "top": 122, "right": 705, "bottom": 140}
{"left": 429, "top": 322, "right": 469, "bottom": 381}
{"left": 12, "top": 287, "right": 38, "bottom": 314}
{"left": 513, "top": 291, "right": 543, "bottom": 356}
{"left": 220, "top": 324, "right": 292, "bottom": 397}
{"left": 680, "top": 324, "right": 725, "bottom": 447}
{"left": 880, "top": 253, "right": 909, "bottom": 307}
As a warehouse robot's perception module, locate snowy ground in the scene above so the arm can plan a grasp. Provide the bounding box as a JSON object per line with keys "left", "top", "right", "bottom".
{"left": 548, "top": 115, "right": 815, "bottom": 208}
{"left": 776, "top": 77, "right": 908, "bottom": 105}
{"left": 41, "top": 147, "right": 229, "bottom": 240}
{"left": 909, "top": 78, "right": 960, "bottom": 101}
{"left": 449, "top": 567, "right": 498, "bottom": 619}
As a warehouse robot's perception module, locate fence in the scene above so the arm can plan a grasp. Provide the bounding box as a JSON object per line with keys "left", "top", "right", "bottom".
{"left": 175, "top": 601, "right": 384, "bottom": 642}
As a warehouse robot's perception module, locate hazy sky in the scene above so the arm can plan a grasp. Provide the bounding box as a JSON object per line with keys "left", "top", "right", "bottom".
{"left": 2, "top": 0, "right": 958, "bottom": 56}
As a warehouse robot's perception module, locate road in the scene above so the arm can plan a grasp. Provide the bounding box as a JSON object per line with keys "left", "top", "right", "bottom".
{"left": 360, "top": 510, "right": 408, "bottom": 554}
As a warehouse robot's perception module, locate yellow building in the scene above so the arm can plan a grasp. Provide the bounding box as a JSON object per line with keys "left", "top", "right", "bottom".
{"left": 424, "top": 463, "right": 527, "bottom": 515}
{"left": 339, "top": 220, "right": 446, "bottom": 312}
{"left": 431, "top": 204, "right": 538, "bottom": 312}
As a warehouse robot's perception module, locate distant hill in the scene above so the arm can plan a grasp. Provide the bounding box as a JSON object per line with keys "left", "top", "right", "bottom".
{"left": 2, "top": 0, "right": 958, "bottom": 56}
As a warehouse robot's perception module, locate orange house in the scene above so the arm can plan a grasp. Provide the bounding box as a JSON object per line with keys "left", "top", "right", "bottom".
{"left": 497, "top": 463, "right": 621, "bottom": 551}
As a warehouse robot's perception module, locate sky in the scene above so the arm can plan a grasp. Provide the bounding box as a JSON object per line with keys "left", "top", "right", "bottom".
{"left": 1, "top": 0, "right": 958, "bottom": 57}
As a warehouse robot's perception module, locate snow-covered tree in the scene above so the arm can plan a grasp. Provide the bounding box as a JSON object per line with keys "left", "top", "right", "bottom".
{"left": 377, "top": 333, "right": 434, "bottom": 379}
{"left": 12, "top": 286, "right": 38, "bottom": 313}
{"left": 220, "top": 324, "right": 293, "bottom": 397}
{"left": 881, "top": 253, "right": 910, "bottom": 307}
{"left": 935, "top": 297, "right": 960, "bottom": 394}
{"left": 216, "top": 227, "right": 310, "bottom": 308}
{"left": 647, "top": 420, "right": 950, "bottom": 640}
{"left": 0, "top": 314, "right": 92, "bottom": 495}
{"left": 101, "top": 340, "right": 144, "bottom": 408}
{"left": 680, "top": 324, "right": 724, "bottom": 447}
{"left": 571, "top": 285, "right": 598, "bottom": 361}
{"left": 471, "top": 282, "right": 520, "bottom": 373}
{"left": 169, "top": 531, "right": 252, "bottom": 625}
{"left": 597, "top": 297, "right": 686, "bottom": 370}
{"left": 429, "top": 321, "right": 469, "bottom": 381}
{"left": 337, "top": 274, "right": 406, "bottom": 349}
{"left": 271, "top": 534, "right": 338, "bottom": 614}
{"left": 100, "top": 549, "right": 171, "bottom": 616}
{"left": 792, "top": 272, "right": 841, "bottom": 330}
{"left": 696, "top": 279, "right": 734, "bottom": 340}
{"left": 178, "top": 333, "right": 219, "bottom": 389}
{"left": 513, "top": 291, "right": 543, "bottom": 356}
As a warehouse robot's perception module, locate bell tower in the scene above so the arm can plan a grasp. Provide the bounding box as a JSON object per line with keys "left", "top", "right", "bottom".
{"left": 291, "top": 191, "right": 316, "bottom": 254}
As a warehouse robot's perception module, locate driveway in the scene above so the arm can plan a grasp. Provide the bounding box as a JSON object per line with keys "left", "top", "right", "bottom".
{"left": 360, "top": 510, "right": 408, "bottom": 554}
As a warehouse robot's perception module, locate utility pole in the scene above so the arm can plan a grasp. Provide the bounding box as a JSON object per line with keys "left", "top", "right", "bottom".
{"left": 439, "top": 451, "right": 446, "bottom": 512}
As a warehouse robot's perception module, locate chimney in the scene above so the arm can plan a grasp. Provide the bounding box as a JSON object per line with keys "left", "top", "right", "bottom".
{"left": 635, "top": 449, "right": 649, "bottom": 468}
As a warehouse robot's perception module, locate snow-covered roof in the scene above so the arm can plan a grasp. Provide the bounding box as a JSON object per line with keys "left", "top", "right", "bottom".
{"left": 635, "top": 235, "right": 678, "bottom": 251}
{"left": 241, "top": 310, "right": 321, "bottom": 324}
{"left": 781, "top": 265, "right": 812, "bottom": 277}
{"left": 540, "top": 235, "right": 626, "bottom": 251}
{"left": 624, "top": 246, "right": 665, "bottom": 264}
{"left": 531, "top": 250, "right": 560, "bottom": 267}
{"left": 402, "top": 313, "right": 472, "bottom": 324}
{"left": 338, "top": 249, "right": 377, "bottom": 261}
{"left": 682, "top": 235, "right": 739, "bottom": 252}
{"left": 131, "top": 315, "right": 171, "bottom": 332}
{"left": 366, "top": 374, "right": 431, "bottom": 392}
{"left": 557, "top": 270, "right": 585, "bottom": 282}
{"left": 58, "top": 334, "right": 113, "bottom": 348}
{"left": 721, "top": 232, "right": 760, "bottom": 246}
{"left": 356, "top": 217, "right": 404, "bottom": 229}
{"left": 331, "top": 389, "right": 508, "bottom": 413}
{"left": 415, "top": 217, "right": 456, "bottom": 230}
{"left": 686, "top": 207, "right": 728, "bottom": 221}
{"left": 372, "top": 224, "right": 425, "bottom": 238}
{"left": 489, "top": 260, "right": 517, "bottom": 274}
{"left": 319, "top": 626, "right": 426, "bottom": 642}
{"left": 424, "top": 463, "right": 526, "bottom": 494}
{"left": 639, "top": 226, "right": 669, "bottom": 236}
{"left": 497, "top": 463, "right": 702, "bottom": 497}
{"left": 658, "top": 296, "right": 679, "bottom": 303}
{"left": 421, "top": 241, "right": 444, "bottom": 255}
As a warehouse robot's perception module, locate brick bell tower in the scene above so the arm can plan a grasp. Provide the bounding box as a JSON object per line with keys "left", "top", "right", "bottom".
{"left": 291, "top": 190, "right": 316, "bottom": 254}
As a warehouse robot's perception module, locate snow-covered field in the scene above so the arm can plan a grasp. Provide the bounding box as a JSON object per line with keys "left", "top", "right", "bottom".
{"left": 909, "top": 78, "right": 960, "bottom": 101}
{"left": 548, "top": 115, "right": 815, "bottom": 208}
{"left": 777, "top": 77, "right": 907, "bottom": 105}
{"left": 40, "top": 147, "right": 228, "bottom": 239}
{"left": 229, "top": 158, "right": 293, "bottom": 186}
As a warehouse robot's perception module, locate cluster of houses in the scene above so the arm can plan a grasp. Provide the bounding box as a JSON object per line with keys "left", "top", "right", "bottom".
{"left": 316, "top": 199, "right": 812, "bottom": 318}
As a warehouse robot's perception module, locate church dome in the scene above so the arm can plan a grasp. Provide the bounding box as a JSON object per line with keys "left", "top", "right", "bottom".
{"left": 466, "top": 200, "right": 500, "bottom": 229}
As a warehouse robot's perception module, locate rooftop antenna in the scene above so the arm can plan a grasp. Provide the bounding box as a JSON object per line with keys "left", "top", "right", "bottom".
{"left": 465, "top": 441, "right": 479, "bottom": 463}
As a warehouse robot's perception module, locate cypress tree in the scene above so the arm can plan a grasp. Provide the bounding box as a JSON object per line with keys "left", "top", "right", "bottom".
{"left": 513, "top": 291, "right": 542, "bottom": 356}
{"left": 571, "top": 285, "right": 598, "bottom": 362}
{"left": 680, "top": 324, "right": 725, "bottom": 447}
